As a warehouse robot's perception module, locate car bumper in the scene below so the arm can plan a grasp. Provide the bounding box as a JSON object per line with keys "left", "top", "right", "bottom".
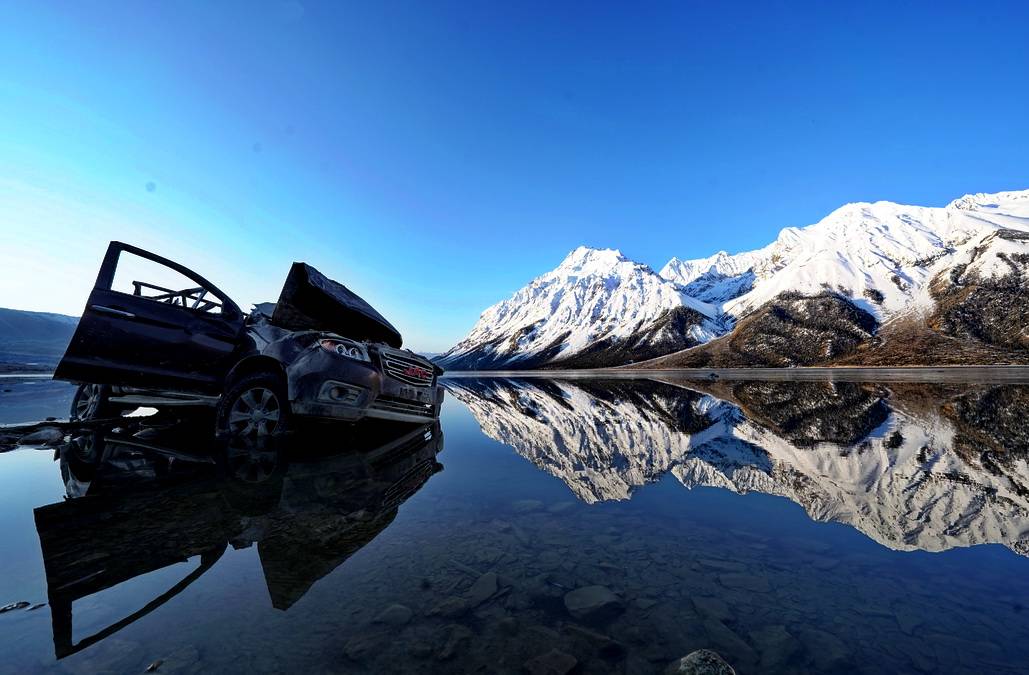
{"left": 285, "top": 349, "right": 443, "bottom": 424}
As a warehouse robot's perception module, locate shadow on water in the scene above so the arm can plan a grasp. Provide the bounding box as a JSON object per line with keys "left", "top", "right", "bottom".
{"left": 28, "top": 417, "right": 442, "bottom": 660}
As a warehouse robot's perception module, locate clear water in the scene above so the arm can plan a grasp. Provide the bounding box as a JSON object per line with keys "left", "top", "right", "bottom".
{"left": 1, "top": 375, "right": 1028, "bottom": 674}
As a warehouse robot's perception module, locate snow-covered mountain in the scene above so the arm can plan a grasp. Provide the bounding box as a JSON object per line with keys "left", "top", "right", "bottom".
{"left": 435, "top": 247, "right": 724, "bottom": 369}
{"left": 447, "top": 377, "right": 1029, "bottom": 555}
{"left": 438, "top": 189, "right": 1029, "bottom": 369}
{"left": 660, "top": 250, "right": 767, "bottom": 304}
{"left": 661, "top": 189, "right": 1029, "bottom": 321}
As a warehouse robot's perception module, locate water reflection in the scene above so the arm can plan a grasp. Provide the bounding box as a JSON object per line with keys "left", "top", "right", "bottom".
{"left": 3, "top": 377, "right": 1029, "bottom": 673}
{"left": 446, "top": 378, "right": 1029, "bottom": 555}
{"left": 32, "top": 419, "right": 443, "bottom": 659}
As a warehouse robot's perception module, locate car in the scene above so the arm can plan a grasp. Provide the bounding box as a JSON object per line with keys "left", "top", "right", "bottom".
{"left": 54, "top": 241, "right": 444, "bottom": 435}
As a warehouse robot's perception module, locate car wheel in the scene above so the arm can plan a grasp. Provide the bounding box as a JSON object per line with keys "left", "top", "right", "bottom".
{"left": 70, "top": 383, "right": 116, "bottom": 421}
{"left": 217, "top": 372, "right": 290, "bottom": 437}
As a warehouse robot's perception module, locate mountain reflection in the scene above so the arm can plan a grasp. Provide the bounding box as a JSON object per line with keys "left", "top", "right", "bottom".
{"left": 33, "top": 420, "right": 443, "bottom": 659}
{"left": 446, "top": 377, "right": 1029, "bottom": 556}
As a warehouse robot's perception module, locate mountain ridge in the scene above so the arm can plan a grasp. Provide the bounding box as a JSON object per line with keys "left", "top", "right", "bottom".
{"left": 438, "top": 188, "right": 1029, "bottom": 369}
{"left": 0, "top": 307, "right": 79, "bottom": 367}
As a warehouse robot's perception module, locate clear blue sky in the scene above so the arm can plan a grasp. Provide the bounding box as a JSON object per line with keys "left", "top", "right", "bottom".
{"left": 1, "top": 1, "right": 1027, "bottom": 351}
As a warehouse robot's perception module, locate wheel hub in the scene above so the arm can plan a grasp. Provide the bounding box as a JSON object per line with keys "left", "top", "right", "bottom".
{"left": 228, "top": 386, "right": 281, "bottom": 436}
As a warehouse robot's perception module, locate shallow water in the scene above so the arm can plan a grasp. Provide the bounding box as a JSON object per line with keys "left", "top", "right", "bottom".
{"left": 1, "top": 376, "right": 1028, "bottom": 674}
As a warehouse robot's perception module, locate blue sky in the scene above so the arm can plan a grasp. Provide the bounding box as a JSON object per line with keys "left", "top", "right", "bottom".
{"left": 1, "top": 1, "right": 1027, "bottom": 351}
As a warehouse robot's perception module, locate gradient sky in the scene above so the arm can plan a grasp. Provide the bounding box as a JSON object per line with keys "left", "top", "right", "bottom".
{"left": 2, "top": 1, "right": 1027, "bottom": 351}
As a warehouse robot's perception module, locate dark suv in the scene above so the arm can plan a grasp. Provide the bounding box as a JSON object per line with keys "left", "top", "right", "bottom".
{"left": 55, "top": 242, "right": 444, "bottom": 435}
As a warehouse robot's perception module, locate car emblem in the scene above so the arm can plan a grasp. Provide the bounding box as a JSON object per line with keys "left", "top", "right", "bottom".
{"left": 403, "top": 366, "right": 431, "bottom": 379}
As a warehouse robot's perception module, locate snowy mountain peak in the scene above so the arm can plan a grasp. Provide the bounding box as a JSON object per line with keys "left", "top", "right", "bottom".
{"left": 716, "top": 189, "right": 1029, "bottom": 319}
{"left": 946, "top": 188, "right": 1029, "bottom": 212}
{"left": 661, "top": 248, "right": 762, "bottom": 280}
{"left": 436, "top": 245, "right": 723, "bottom": 369}
{"left": 556, "top": 246, "right": 632, "bottom": 275}
{"left": 660, "top": 248, "right": 768, "bottom": 303}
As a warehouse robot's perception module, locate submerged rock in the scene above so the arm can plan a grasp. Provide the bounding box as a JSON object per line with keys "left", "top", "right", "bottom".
{"left": 512, "top": 499, "right": 544, "bottom": 513}
{"left": 697, "top": 558, "right": 746, "bottom": 572}
{"left": 718, "top": 573, "right": 770, "bottom": 593}
{"left": 373, "top": 604, "right": 413, "bottom": 626}
{"left": 564, "top": 624, "right": 626, "bottom": 659}
{"left": 749, "top": 624, "right": 799, "bottom": 669}
{"left": 158, "top": 646, "right": 200, "bottom": 672}
{"left": 408, "top": 641, "right": 435, "bottom": 660}
{"left": 691, "top": 596, "right": 732, "bottom": 622}
{"left": 428, "top": 596, "right": 469, "bottom": 618}
{"left": 703, "top": 619, "right": 757, "bottom": 665}
{"left": 343, "top": 631, "right": 388, "bottom": 662}
{"left": 525, "top": 649, "right": 577, "bottom": 675}
{"left": 563, "top": 585, "right": 624, "bottom": 622}
{"left": 796, "top": 628, "right": 850, "bottom": 670}
{"left": 466, "top": 572, "right": 499, "bottom": 606}
{"left": 436, "top": 624, "right": 472, "bottom": 661}
{"left": 665, "top": 649, "right": 736, "bottom": 675}
{"left": 892, "top": 605, "right": 923, "bottom": 635}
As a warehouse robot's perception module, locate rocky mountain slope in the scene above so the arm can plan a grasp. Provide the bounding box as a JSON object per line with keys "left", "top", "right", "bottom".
{"left": 438, "top": 189, "right": 1029, "bottom": 369}
{"left": 447, "top": 377, "right": 1029, "bottom": 555}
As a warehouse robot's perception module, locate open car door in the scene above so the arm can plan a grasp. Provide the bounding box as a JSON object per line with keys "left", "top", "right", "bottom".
{"left": 54, "top": 242, "right": 246, "bottom": 392}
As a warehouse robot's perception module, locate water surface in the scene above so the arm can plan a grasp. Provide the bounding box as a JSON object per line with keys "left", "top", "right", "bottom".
{"left": 1, "top": 375, "right": 1027, "bottom": 674}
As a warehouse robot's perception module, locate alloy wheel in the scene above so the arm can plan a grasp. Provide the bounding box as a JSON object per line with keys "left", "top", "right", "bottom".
{"left": 227, "top": 387, "right": 281, "bottom": 436}
{"left": 73, "top": 384, "right": 104, "bottom": 420}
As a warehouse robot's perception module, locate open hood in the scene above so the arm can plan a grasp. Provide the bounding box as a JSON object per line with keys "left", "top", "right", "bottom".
{"left": 271, "top": 263, "right": 403, "bottom": 348}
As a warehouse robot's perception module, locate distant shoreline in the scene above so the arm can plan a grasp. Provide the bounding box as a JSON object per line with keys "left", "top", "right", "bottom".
{"left": 10, "top": 365, "right": 1029, "bottom": 384}
{"left": 442, "top": 365, "right": 1029, "bottom": 383}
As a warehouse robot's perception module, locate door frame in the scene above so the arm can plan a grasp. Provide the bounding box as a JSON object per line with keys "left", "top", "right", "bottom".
{"left": 55, "top": 242, "right": 246, "bottom": 389}
{"left": 93, "top": 242, "right": 243, "bottom": 320}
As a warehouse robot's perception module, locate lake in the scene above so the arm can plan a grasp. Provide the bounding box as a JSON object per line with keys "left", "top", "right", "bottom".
{"left": 0, "top": 373, "right": 1027, "bottom": 674}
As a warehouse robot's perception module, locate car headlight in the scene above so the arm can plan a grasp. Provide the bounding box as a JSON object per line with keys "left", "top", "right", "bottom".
{"left": 319, "top": 338, "right": 371, "bottom": 362}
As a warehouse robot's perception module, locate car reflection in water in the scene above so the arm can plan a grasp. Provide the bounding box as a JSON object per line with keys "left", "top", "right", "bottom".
{"left": 32, "top": 416, "right": 443, "bottom": 659}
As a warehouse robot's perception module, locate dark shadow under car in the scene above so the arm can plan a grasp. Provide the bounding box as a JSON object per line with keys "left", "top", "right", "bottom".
{"left": 54, "top": 242, "right": 444, "bottom": 435}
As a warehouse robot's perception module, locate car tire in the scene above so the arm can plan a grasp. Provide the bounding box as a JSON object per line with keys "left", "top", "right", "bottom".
{"left": 70, "top": 383, "right": 119, "bottom": 421}
{"left": 216, "top": 371, "right": 291, "bottom": 438}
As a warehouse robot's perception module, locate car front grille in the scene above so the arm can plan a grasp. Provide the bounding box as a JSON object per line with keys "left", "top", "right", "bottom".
{"left": 369, "top": 395, "right": 435, "bottom": 418}
{"left": 380, "top": 350, "right": 435, "bottom": 387}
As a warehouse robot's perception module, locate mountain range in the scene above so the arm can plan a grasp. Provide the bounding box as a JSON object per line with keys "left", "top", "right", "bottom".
{"left": 446, "top": 377, "right": 1029, "bottom": 556}
{"left": 436, "top": 189, "right": 1029, "bottom": 369}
